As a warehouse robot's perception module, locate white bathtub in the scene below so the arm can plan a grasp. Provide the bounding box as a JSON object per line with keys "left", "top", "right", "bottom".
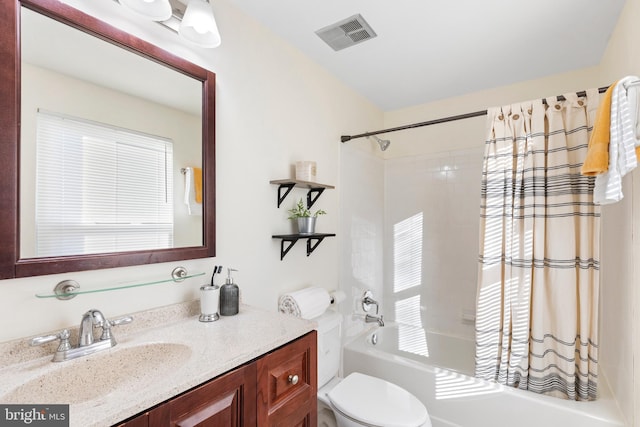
{"left": 342, "top": 324, "right": 625, "bottom": 427}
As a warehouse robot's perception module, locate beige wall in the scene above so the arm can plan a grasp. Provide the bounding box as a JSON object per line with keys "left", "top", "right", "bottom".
{"left": 0, "top": 0, "right": 382, "bottom": 342}
{"left": 381, "top": 66, "right": 603, "bottom": 159}
{"left": 598, "top": 0, "right": 640, "bottom": 425}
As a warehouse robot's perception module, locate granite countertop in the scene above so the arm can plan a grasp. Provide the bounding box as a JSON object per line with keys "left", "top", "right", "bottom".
{"left": 0, "top": 302, "right": 316, "bottom": 427}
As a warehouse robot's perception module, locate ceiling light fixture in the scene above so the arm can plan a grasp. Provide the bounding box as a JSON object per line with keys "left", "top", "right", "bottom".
{"left": 117, "top": 0, "right": 221, "bottom": 49}
{"left": 179, "top": 0, "right": 221, "bottom": 48}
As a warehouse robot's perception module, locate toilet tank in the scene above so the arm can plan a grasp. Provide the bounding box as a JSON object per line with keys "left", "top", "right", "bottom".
{"left": 315, "top": 311, "right": 342, "bottom": 388}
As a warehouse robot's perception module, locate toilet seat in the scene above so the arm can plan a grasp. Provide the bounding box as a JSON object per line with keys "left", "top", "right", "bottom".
{"left": 327, "top": 372, "right": 428, "bottom": 427}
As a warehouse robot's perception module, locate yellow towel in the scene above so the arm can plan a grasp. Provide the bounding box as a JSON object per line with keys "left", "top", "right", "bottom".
{"left": 193, "top": 167, "right": 203, "bottom": 204}
{"left": 581, "top": 83, "right": 616, "bottom": 176}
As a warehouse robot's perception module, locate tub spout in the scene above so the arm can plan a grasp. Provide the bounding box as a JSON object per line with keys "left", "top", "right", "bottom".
{"left": 365, "top": 314, "right": 384, "bottom": 327}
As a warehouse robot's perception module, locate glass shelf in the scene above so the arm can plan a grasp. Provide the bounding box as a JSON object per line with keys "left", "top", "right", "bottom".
{"left": 36, "top": 271, "right": 206, "bottom": 299}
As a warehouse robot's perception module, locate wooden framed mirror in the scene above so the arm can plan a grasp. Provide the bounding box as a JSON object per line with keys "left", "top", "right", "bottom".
{"left": 0, "top": 0, "right": 216, "bottom": 279}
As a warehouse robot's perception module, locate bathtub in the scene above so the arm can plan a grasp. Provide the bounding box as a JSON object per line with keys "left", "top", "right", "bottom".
{"left": 342, "top": 324, "right": 625, "bottom": 427}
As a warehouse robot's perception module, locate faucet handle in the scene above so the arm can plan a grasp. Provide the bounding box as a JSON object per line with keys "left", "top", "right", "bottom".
{"left": 99, "top": 316, "right": 133, "bottom": 341}
{"left": 362, "top": 290, "right": 379, "bottom": 314}
{"left": 109, "top": 316, "right": 133, "bottom": 327}
{"left": 30, "top": 329, "right": 71, "bottom": 352}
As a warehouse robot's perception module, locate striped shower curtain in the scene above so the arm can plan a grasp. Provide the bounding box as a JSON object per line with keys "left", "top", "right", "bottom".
{"left": 475, "top": 90, "right": 601, "bottom": 401}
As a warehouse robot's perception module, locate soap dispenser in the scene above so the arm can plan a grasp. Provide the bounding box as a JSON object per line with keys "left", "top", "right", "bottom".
{"left": 220, "top": 268, "right": 239, "bottom": 316}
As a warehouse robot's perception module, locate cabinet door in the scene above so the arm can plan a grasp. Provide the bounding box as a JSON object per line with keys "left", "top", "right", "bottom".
{"left": 150, "top": 362, "right": 257, "bottom": 427}
{"left": 256, "top": 331, "right": 317, "bottom": 427}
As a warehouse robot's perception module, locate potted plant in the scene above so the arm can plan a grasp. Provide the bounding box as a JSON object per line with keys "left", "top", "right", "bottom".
{"left": 287, "top": 198, "right": 326, "bottom": 235}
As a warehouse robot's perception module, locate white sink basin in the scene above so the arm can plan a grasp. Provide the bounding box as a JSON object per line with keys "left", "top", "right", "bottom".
{"left": 2, "top": 342, "right": 192, "bottom": 404}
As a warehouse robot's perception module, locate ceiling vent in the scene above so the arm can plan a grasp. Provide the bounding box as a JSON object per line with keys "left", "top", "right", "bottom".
{"left": 315, "top": 14, "right": 377, "bottom": 51}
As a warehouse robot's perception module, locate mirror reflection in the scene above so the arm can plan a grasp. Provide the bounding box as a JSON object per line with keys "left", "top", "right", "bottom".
{"left": 20, "top": 7, "right": 203, "bottom": 258}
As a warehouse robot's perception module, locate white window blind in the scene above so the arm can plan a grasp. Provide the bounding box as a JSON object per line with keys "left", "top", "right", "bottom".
{"left": 35, "top": 110, "right": 174, "bottom": 257}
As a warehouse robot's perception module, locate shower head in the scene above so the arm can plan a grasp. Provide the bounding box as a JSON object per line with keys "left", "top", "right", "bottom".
{"left": 368, "top": 135, "right": 391, "bottom": 151}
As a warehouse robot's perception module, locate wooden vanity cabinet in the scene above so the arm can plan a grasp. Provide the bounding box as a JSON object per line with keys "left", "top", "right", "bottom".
{"left": 256, "top": 331, "right": 317, "bottom": 426}
{"left": 114, "top": 331, "right": 317, "bottom": 427}
{"left": 115, "top": 412, "right": 149, "bottom": 427}
{"left": 150, "top": 362, "right": 257, "bottom": 427}
{"left": 115, "top": 365, "right": 255, "bottom": 427}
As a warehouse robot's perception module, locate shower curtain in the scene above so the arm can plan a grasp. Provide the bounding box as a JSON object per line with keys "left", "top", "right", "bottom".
{"left": 475, "top": 90, "right": 601, "bottom": 401}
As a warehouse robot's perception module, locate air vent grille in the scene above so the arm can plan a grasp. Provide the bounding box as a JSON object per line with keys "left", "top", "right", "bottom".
{"left": 315, "top": 14, "right": 377, "bottom": 51}
{"left": 339, "top": 20, "right": 363, "bottom": 34}
{"left": 349, "top": 30, "right": 370, "bottom": 43}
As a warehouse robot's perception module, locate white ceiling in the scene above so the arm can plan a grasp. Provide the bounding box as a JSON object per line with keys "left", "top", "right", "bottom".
{"left": 228, "top": 0, "right": 627, "bottom": 111}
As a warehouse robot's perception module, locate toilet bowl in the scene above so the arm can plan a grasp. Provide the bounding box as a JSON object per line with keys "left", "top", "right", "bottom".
{"left": 316, "top": 311, "right": 432, "bottom": 427}
{"left": 318, "top": 398, "right": 338, "bottom": 427}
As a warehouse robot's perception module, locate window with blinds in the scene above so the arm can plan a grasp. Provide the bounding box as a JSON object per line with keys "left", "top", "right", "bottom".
{"left": 35, "top": 110, "right": 174, "bottom": 257}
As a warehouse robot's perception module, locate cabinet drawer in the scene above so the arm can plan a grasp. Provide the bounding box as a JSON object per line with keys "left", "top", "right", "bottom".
{"left": 257, "top": 331, "right": 317, "bottom": 426}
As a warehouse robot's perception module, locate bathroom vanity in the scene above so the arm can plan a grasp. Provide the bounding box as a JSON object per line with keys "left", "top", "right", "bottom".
{"left": 117, "top": 331, "right": 317, "bottom": 426}
{"left": 0, "top": 303, "right": 317, "bottom": 427}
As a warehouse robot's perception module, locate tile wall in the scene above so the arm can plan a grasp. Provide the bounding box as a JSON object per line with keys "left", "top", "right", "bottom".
{"left": 339, "top": 144, "right": 385, "bottom": 340}
{"left": 383, "top": 147, "right": 484, "bottom": 340}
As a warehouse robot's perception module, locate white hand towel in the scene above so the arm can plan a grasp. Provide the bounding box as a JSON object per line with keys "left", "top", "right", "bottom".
{"left": 183, "top": 167, "right": 202, "bottom": 216}
{"left": 593, "top": 76, "right": 640, "bottom": 204}
{"left": 278, "top": 287, "right": 331, "bottom": 320}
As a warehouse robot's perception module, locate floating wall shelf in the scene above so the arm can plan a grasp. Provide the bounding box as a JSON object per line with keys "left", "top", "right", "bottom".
{"left": 271, "top": 233, "right": 336, "bottom": 260}
{"left": 271, "top": 178, "right": 336, "bottom": 259}
{"left": 270, "top": 179, "right": 335, "bottom": 208}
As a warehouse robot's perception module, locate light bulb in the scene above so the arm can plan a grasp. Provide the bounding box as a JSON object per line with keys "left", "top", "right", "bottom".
{"left": 179, "top": 0, "right": 221, "bottom": 48}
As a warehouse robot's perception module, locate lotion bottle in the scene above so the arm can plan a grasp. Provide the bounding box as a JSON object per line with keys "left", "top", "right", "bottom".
{"left": 220, "top": 268, "right": 239, "bottom": 316}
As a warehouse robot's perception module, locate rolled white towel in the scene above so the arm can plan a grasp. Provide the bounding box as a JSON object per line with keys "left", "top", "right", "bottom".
{"left": 278, "top": 287, "right": 331, "bottom": 320}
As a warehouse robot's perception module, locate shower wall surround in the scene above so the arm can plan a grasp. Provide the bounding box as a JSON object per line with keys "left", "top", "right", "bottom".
{"left": 339, "top": 144, "right": 385, "bottom": 340}
{"left": 383, "top": 147, "right": 483, "bottom": 340}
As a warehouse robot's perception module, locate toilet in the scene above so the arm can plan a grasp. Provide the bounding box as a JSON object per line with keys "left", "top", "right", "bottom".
{"left": 316, "top": 312, "right": 432, "bottom": 427}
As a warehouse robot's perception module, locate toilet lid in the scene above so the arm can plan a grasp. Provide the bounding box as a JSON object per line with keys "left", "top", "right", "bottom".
{"left": 327, "top": 372, "right": 428, "bottom": 427}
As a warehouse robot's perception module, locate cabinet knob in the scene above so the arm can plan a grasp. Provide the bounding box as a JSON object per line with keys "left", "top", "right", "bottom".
{"left": 288, "top": 374, "right": 299, "bottom": 385}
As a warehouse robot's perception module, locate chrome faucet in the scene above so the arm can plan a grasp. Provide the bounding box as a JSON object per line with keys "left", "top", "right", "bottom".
{"left": 365, "top": 314, "right": 385, "bottom": 327}
{"left": 362, "top": 290, "right": 384, "bottom": 326}
{"left": 79, "top": 309, "right": 110, "bottom": 346}
{"left": 31, "top": 309, "right": 133, "bottom": 362}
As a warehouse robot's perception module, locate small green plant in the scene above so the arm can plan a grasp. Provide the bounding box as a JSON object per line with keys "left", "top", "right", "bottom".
{"left": 287, "top": 198, "right": 326, "bottom": 219}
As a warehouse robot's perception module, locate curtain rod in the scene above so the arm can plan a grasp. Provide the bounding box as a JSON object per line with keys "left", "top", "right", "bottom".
{"left": 340, "top": 85, "right": 610, "bottom": 143}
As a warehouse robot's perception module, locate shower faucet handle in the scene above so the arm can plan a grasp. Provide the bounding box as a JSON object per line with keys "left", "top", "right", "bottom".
{"left": 362, "top": 290, "right": 379, "bottom": 314}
